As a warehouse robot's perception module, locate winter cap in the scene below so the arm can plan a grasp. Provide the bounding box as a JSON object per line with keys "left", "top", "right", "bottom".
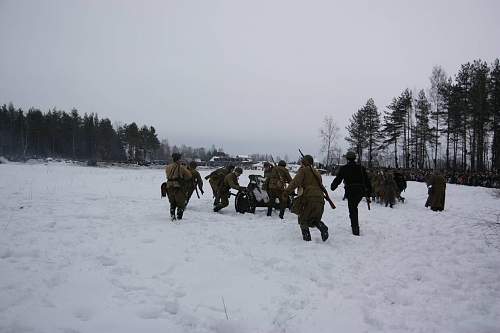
{"left": 302, "top": 155, "right": 314, "bottom": 165}
{"left": 172, "top": 153, "right": 182, "bottom": 162}
{"left": 344, "top": 151, "right": 356, "bottom": 160}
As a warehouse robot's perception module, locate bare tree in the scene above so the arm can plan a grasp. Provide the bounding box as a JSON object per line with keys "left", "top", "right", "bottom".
{"left": 319, "top": 115, "right": 340, "bottom": 169}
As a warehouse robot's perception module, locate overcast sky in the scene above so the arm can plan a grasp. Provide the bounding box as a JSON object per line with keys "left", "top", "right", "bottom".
{"left": 1, "top": 0, "right": 499, "bottom": 160}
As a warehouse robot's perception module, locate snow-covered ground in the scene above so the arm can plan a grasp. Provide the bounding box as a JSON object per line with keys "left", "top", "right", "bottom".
{"left": 1, "top": 162, "right": 499, "bottom": 333}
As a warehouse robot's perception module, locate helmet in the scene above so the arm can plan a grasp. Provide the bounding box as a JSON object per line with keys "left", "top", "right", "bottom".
{"left": 263, "top": 162, "right": 272, "bottom": 168}
{"left": 302, "top": 155, "right": 314, "bottom": 165}
{"left": 234, "top": 167, "right": 243, "bottom": 175}
{"left": 172, "top": 153, "right": 182, "bottom": 162}
{"left": 227, "top": 165, "right": 235, "bottom": 171}
{"left": 278, "top": 160, "right": 286, "bottom": 167}
{"left": 344, "top": 151, "right": 356, "bottom": 160}
{"left": 189, "top": 161, "right": 197, "bottom": 168}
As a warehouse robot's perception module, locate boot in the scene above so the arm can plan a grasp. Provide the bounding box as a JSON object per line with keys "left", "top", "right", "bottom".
{"left": 177, "top": 208, "right": 184, "bottom": 220}
{"left": 267, "top": 207, "right": 272, "bottom": 217}
{"left": 316, "top": 221, "right": 329, "bottom": 242}
{"left": 278, "top": 209, "right": 285, "bottom": 219}
{"left": 301, "top": 228, "right": 311, "bottom": 241}
{"left": 352, "top": 225, "right": 360, "bottom": 236}
{"left": 213, "top": 205, "right": 222, "bottom": 212}
{"left": 170, "top": 208, "right": 176, "bottom": 221}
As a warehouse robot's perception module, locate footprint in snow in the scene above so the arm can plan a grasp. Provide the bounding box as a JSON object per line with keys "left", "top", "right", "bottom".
{"left": 73, "top": 307, "right": 93, "bottom": 321}
{"left": 97, "top": 256, "right": 117, "bottom": 267}
{"left": 164, "top": 300, "right": 179, "bottom": 315}
{"left": 137, "top": 307, "right": 163, "bottom": 319}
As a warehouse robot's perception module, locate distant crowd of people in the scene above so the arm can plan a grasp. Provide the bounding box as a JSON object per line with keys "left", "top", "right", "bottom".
{"left": 365, "top": 168, "right": 500, "bottom": 189}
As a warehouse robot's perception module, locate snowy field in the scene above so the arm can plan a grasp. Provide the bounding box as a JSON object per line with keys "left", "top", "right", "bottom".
{"left": 1, "top": 162, "right": 499, "bottom": 333}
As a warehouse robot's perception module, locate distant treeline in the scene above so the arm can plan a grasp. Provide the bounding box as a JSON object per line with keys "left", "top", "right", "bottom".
{"left": 345, "top": 58, "right": 500, "bottom": 172}
{"left": 0, "top": 104, "right": 224, "bottom": 163}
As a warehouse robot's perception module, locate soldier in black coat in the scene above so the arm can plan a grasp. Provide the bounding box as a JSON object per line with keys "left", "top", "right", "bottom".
{"left": 330, "top": 151, "right": 371, "bottom": 236}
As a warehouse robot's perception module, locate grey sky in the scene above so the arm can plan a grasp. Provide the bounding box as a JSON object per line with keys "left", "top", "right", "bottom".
{"left": 1, "top": 0, "right": 499, "bottom": 160}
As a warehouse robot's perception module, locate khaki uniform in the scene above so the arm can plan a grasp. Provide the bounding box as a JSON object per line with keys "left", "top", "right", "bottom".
{"left": 426, "top": 174, "right": 446, "bottom": 211}
{"left": 215, "top": 172, "right": 244, "bottom": 211}
{"left": 266, "top": 165, "right": 292, "bottom": 215}
{"left": 382, "top": 173, "right": 398, "bottom": 207}
{"left": 285, "top": 165, "right": 325, "bottom": 228}
{"left": 206, "top": 167, "right": 231, "bottom": 205}
{"left": 186, "top": 167, "right": 203, "bottom": 204}
{"left": 372, "top": 173, "right": 385, "bottom": 202}
{"left": 165, "top": 162, "right": 192, "bottom": 216}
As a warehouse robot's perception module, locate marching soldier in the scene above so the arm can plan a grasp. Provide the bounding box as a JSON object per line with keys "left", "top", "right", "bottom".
{"left": 330, "top": 151, "right": 371, "bottom": 236}
{"left": 284, "top": 155, "right": 329, "bottom": 242}
{"left": 165, "top": 153, "right": 192, "bottom": 221}
{"left": 393, "top": 170, "right": 407, "bottom": 203}
{"left": 266, "top": 160, "right": 292, "bottom": 218}
{"left": 186, "top": 161, "right": 204, "bottom": 205}
{"left": 214, "top": 167, "right": 245, "bottom": 212}
{"left": 382, "top": 172, "right": 398, "bottom": 208}
{"left": 205, "top": 165, "right": 235, "bottom": 206}
{"left": 426, "top": 170, "right": 446, "bottom": 211}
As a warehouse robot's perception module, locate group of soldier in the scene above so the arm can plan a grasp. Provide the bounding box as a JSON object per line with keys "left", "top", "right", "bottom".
{"left": 164, "top": 150, "right": 447, "bottom": 242}
{"left": 369, "top": 170, "right": 407, "bottom": 208}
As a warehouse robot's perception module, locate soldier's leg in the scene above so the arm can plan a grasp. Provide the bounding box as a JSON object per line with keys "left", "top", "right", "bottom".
{"left": 347, "top": 195, "right": 362, "bottom": 235}
{"left": 209, "top": 180, "right": 219, "bottom": 206}
{"left": 315, "top": 221, "right": 329, "bottom": 241}
{"left": 310, "top": 202, "right": 327, "bottom": 241}
{"left": 278, "top": 191, "right": 287, "bottom": 219}
{"left": 267, "top": 193, "right": 274, "bottom": 216}
{"left": 175, "top": 189, "right": 188, "bottom": 219}
{"left": 300, "top": 226, "right": 311, "bottom": 241}
{"left": 166, "top": 187, "right": 177, "bottom": 220}
{"left": 267, "top": 189, "right": 277, "bottom": 216}
{"left": 297, "top": 212, "right": 311, "bottom": 241}
{"left": 214, "top": 194, "right": 229, "bottom": 212}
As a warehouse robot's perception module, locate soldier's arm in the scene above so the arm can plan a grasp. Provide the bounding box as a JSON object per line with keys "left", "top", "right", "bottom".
{"left": 182, "top": 167, "right": 192, "bottom": 180}
{"left": 196, "top": 173, "right": 204, "bottom": 190}
{"left": 285, "top": 168, "right": 304, "bottom": 193}
{"left": 228, "top": 174, "right": 243, "bottom": 191}
{"left": 330, "top": 167, "right": 344, "bottom": 191}
{"left": 205, "top": 169, "right": 218, "bottom": 180}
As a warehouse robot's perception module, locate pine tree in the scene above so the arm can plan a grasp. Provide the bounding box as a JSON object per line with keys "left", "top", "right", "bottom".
{"left": 381, "top": 97, "right": 405, "bottom": 168}
{"left": 469, "top": 59, "right": 490, "bottom": 171}
{"left": 490, "top": 59, "right": 500, "bottom": 171}
{"left": 414, "top": 90, "right": 432, "bottom": 168}
{"left": 345, "top": 110, "right": 366, "bottom": 162}
{"left": 361, "top": 98, "right": 381, "bottom": 167}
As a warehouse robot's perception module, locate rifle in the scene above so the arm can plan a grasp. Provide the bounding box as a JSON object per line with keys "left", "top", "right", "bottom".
{"left": 298, "top": 149, "right": 336, "bottom": 210}
{"left": 269, "top": 156, "right": 277, "bottom": 167}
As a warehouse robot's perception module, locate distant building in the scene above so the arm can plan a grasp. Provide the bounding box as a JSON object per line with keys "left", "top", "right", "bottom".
{"left": 208, "top": 154, "right": 253, "bottom": 167}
